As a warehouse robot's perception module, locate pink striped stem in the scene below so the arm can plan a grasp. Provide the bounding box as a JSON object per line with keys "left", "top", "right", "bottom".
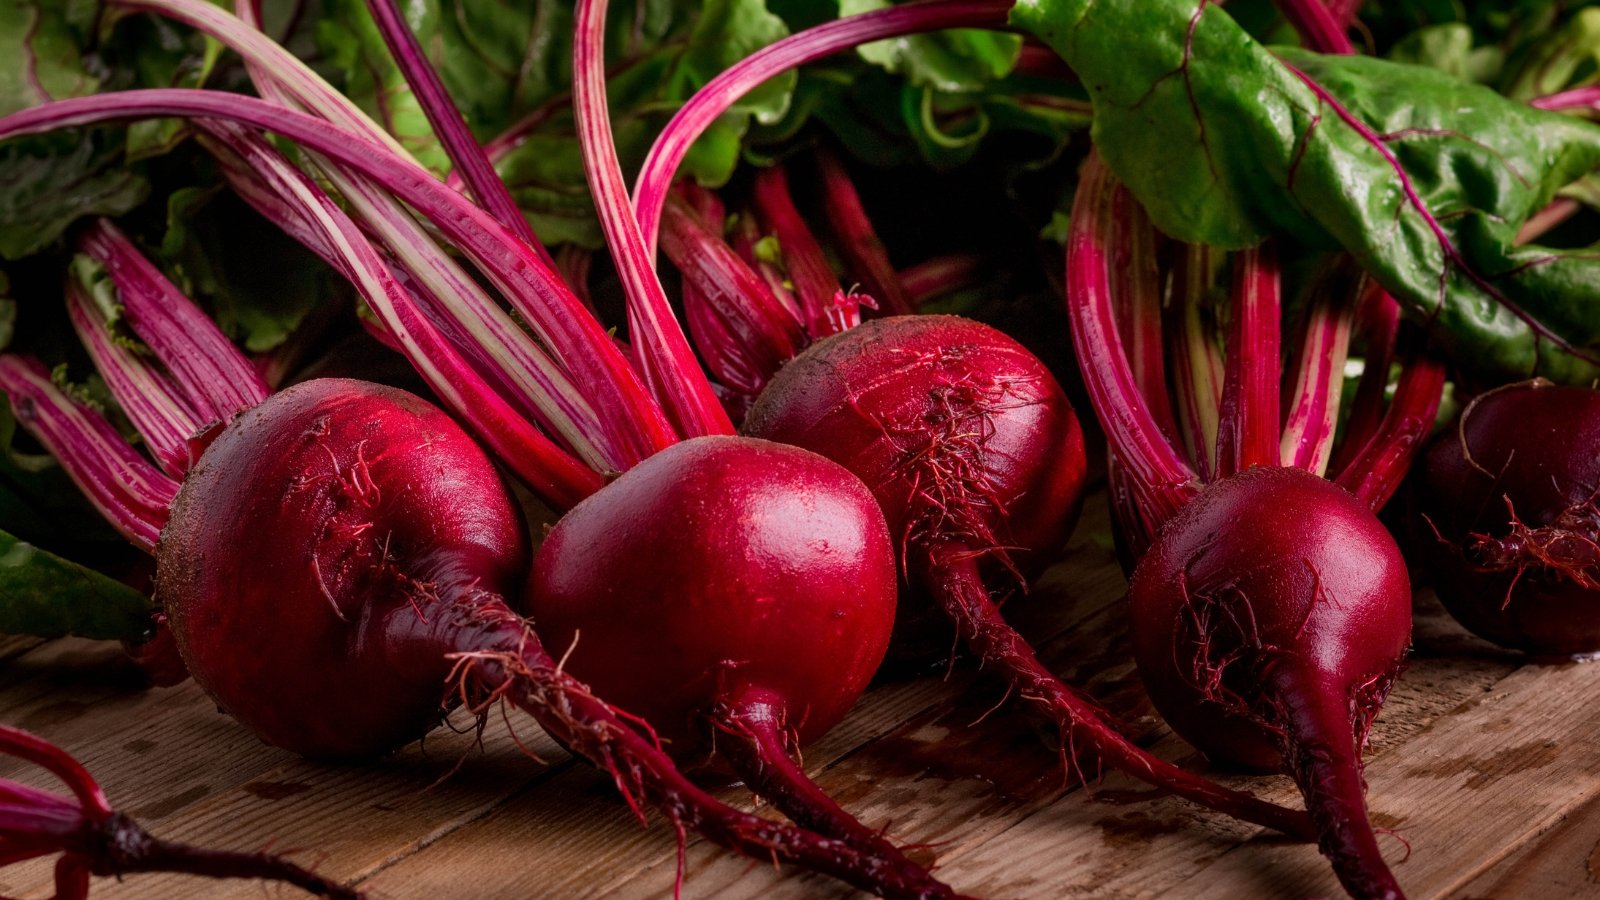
{"left": 1065, "top": 157, "right": 1199, "bottom": 525}
{"left": 360, "top": 0, "right": 549, "bottom": 260}
{"left": 0, "top": 357, "right": 176, "bottom": 552}
{"left": 1334, "top": 327, "right": 1447, "bottom": 510}
{"left": 663, "top": 193, "right": 803, "bottom": 402}
{"left": 130, "top": 0, "right": 406, "bottom": 154}
{"left": 1517, "top": 198, "right": 1581, "bottom": 245}
{"left": 196, "top": 122, "right": 605, "bottom": 510}
{"left": 751, "top": 165, "right": 848, "bottom": 337}
{"left": 815, "top": 147, "right": 912, "bottom": 316}
{"left": 1531, "top": 85, "right": 1600, "bottom": 111}
{"left": 202, "top": 121, "right": 619, "bottom": 473}
{"left": 227, "top": 0, "right": 672, "bottom": 469}
{"left": 1168, "top": 244, "right": 1224, "bottom": 480}
{"left": 731, "top": 211, "right": 802, "bottom": 323}
{"left": 0, "top": 89, "right": 678, "bottom": 471}
{"left": 897, "top": 253, "right": 984, "bottom": 308}
{"left": 1328, "top": 280, "right": 1401, "bottom": 478}
{"left": 77, "top": 219, "right": 269, "bottom": 423}
{"left": 1272, "top": 0, "right": 1353, "bottom": 54}
{"left": 1279, "top": 260, "right": 1356, "bottom": 475}
{"left": 1215, "top": 243, "right": 1283, "bottom": 478}
{"left": 1111, "top": 187, "right": 1180, "bottom": 446}
{"left": 573, "top": 0, "right": 732, "bottom": 440}
{"left": 63, "top": 279, "right": 203, "bottom": 477}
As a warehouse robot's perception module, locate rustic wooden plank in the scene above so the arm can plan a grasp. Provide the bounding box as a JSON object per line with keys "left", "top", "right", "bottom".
{"left": 1138, "top": 655, "right": 1600, "bottom": 898}
{"left": 0, "top": 634, "right": 596, "bottom": 900}
{"left": 1449, "top": 790, "right": 1600, "bottom": 899}
{"left": 85, "top": 715, "right": 575, "bottom": 900}
{"left": 0, "top": 633, "right": 44, "bottom": 663}
{"left": 923, "top": 646, "right": 1517, "bottom": 899}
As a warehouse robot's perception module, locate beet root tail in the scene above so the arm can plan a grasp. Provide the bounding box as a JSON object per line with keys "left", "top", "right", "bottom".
{"left": 922, "top": 549, "right": 1315, "bottom": 840}
{"left": 98, "top": 817, "right": 361, "bottom": 899}
{"left": 457, "top": 611, "right": 955, "bottom": 900}
{"left": 712, "top": 690, "right": 960, "bottom": 898}
{"left": 1273, "top": 666, "right": 1406, "bottom": 900}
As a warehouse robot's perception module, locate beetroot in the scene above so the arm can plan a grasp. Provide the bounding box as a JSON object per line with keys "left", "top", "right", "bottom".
{"left": 529, "top": 435, "right": 915, "bottom": 857}
{"left": 1130, "top": 467, "right": 1411, "bottom": 898}
{"left": 531, "top": 436, "right": 896, "bottom": 762}
{"left": 1064, "top": 156, "right": 1443, "bottom": 899}
{"left": 746, "top": 316, "right": 1084, "bottom": 581}
{"left": 158, "top": 378, "right": 526, "bottom": 758}
{"left": 1414, "top": 381, "right": 1600, "bottom": 656}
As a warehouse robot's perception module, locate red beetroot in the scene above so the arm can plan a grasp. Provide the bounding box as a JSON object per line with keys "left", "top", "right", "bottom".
{"left": 1130, "top": 467, "right": 1411, "bottom": 900}
{"left": 530, "top": 436, "right": 896, "bottom": 763}
{"left": 158, "top": 378, "right": 526, "bottom": 757}
{"left": 1415, "top": 381, "right": 1600, "bottom": 656}
{"left": 1064, "top": 155, "right": 1441, "bottom": 899}
{"left": 745, "top": 316, "right": 1084, "bottom": 588}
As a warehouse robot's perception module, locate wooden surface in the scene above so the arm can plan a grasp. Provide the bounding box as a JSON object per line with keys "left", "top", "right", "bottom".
{"left": 2, "top": 492, "right": 1598, "bottom": 899}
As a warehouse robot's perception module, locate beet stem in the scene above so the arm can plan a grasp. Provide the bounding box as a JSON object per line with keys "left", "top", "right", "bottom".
{"left": 1110, "top": 190, "right": 1181, "bottom": 450}
{"left": 0, "top": 357, "right": 178, "bottom": 552}
{"left": 572, "top": 0, "right": 734, "bottom": 441}
{"left": 1168, "top": 244, "right": 1223, "bottom": 480}
{"left": 1279, "top": 259, "right": 1356, "bottom": 475}
{"left": 661, "top": 193, "right": 802, "bottom": 403}
{"left": 751, "top": 165, "right": 850, "bottom": 337}
{"left": 77, "top": 219, "right": 270, "bottom": 423}
{"left": 814, "top": 147, "right": 913, "bottom": 317}
{"left": 360, "top": 0, "right": 549, "bottom": 259}
{"left": 1216, "top": 242, "right": 1283, "bottom": 478}
{"left": 1333, "top": 327, "right": 1446, "bottom": 511}
{"left": 712, "top": 691, "right": 958, "bottom": 898}
{"left": 1066, "top": 157, "right": 1199, "bottom": 524}
{"left": 1271, "top": 666, "right": 1405, "bottom": 900}
{"left": 897, "top": 254, "right": 985, "bottom": 309}
{"left": 63, "top": 277, "right": 204, "bottom": 478}
{"left": 1328, "top": 282, "right": 1400, "bottom": 477}
{"left": 922, "top": 550, "right": 1315, "bottom": 839}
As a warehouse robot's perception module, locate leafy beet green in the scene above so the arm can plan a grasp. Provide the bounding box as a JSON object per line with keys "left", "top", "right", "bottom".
{"left": 1015, "top": 0, "right": 1600, "bottom": 382}
{"left": 0, "top": 133, "right": 148, "bottom": 260}
{"left": 0, "top": 1, "right": 98, "bottom": 118}
{"left": 0, "top": 526, "right": 153, "bottom": 639}
{"left": 318, "top": 0, "right": 797, "bottom": 248}
{"left": 843, "top": 0, "right": 1020, "bottom": 92}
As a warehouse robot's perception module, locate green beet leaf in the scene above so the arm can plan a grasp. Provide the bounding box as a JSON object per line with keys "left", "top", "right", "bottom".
{"left": 1016, "top": 0, "right": 1600, "bottom": 382}
{"left": 0, "top": 526, "right": 153, "bottom": 640}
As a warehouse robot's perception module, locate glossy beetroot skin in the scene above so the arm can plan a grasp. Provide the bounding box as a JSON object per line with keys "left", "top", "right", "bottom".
{"left": 158, "top": 378, "right": 526, "bottom": 758}
{"left": 529, "top": 435, "right": 897, "bottom": 763}
{"left": 1131, "top": 467, "right": 1411, "bottom": 899}
{"left": 1415, "top": 381, "right": 1600, "bottom": 655}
